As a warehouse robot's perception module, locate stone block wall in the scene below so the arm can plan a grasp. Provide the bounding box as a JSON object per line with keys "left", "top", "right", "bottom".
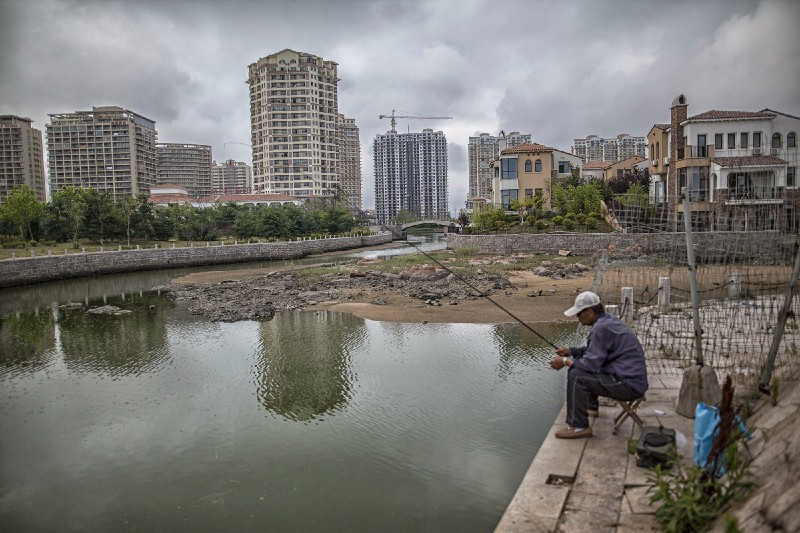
{"left": 447, "top": 232, "right": 795, "bottom": 261}
{"left": 0, "top": 233, "right": 392, "bottom": 288}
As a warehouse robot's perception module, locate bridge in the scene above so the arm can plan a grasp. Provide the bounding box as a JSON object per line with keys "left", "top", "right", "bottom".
{"left": 400, "top": 220, "right": 453, "bottom": 230}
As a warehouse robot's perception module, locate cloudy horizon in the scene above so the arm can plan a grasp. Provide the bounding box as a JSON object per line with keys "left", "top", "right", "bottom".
{"left": 1, "top": 0, "right": 798, "bottom": 214}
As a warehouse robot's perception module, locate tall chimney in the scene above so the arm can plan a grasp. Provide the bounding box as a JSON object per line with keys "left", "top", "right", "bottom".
{"left": 669, "top": 94, "right": 688, "bottom": 230}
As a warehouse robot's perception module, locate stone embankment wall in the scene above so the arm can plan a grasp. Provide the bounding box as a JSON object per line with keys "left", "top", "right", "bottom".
{"left": 0, "top": 233, "right": 392, "bottom": 288}
{"left": 447, "top": 231, "right": 795, "bottom": 260}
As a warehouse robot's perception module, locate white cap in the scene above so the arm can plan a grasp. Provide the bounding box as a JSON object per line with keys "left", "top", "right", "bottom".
{"left": 564, "top": 291, "right": 601, "bottom": 317}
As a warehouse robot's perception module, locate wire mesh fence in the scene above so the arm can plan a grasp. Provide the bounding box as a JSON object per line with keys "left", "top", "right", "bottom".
{"left": 591, "top": 196, "right": 800, "bottom": 396}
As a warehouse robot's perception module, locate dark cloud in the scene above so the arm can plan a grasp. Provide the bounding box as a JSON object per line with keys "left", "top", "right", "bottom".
{"left": 1, "top": 0, "right": 798, "bottom": 214}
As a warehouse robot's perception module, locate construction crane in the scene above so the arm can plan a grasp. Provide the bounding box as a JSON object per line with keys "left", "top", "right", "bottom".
{"left": 379, "top": 109, "right": 453, "bottom": 133}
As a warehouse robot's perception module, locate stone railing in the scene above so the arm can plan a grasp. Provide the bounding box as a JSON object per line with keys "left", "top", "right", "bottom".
{"left": 0, "top": 233, "right": 392, "bottom": 288}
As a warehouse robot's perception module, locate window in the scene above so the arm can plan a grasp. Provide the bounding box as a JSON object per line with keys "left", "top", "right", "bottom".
{"left": 741, "top": 132, "right": 749, "bottom": 148}
{"left": 617, "top": 169, "right": 624, "bottom": 178}
{"left": 727, "top": 133, "right": 735, "bottom": 149}
{"left": 753, "top": 132, "right": 762, "bottom": 147}
{"left": 525, "top": 189, "right": 533, "bottom": 198}
{"left": 501, "top": 189, "right": 518, "bottom": 209}
{"left": 789, "top": 132, "right": 797, "bottom": 148}
{"left": 525, "top": 159, "right": 532, "bottom": 172}
{"left": 789, "top": 167, "right": 796, "bottom": 188}
{"left": 679, "top": 166, "right": 709, "bottom": 200}
{"left": 501, "top": 158, "right": 517, "bottom": 179}
{"left": 535, "top": 159, "right": 542, "bottom": 172}
{"left": 772, "top": 133, "right": 782, "bottom": 149}
{"left": 558, "top": 161, "right": 570, "bottom": 173}
{"left": 715, "top": 134, "right": 723, "bottom": 150}
{"left": 655, "top": 141, "right": 660, "bottom": 159}
{"left": 535, "top": 188, "right": 543, "bottom": 197}
{"left": 697, "top": 134, "right": 707, "bottom": 157}
{"left": 651, "top": 143, "right": 654, "bottom": 158}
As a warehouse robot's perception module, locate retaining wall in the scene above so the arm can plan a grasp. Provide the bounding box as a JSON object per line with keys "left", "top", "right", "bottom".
{"left": 447, "top": 231, "right": 796, "bottom": 260}
{"left": 0, "top": 233, "right": 392, "bottom": 288}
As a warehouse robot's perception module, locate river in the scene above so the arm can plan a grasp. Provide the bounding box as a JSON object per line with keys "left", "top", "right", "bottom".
{"left": 0, "top": 232, "right": 574, "bottom": 531}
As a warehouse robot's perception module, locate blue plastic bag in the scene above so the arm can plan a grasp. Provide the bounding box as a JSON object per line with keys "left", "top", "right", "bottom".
{"left": 693, "top": 402, "right": 750, "bottom": 476}
{"left": 693, "top": 402, "right": 719, "bottom": 469}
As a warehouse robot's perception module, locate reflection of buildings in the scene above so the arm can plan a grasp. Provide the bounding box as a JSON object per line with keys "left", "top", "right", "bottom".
{"left": 58, "top": 293, "right": 171, "bottom": 375}
{"left": 255, "top": 310, "right": 366, "bottom": 421}
{"left": 0, "top": 311, "right": 56, "bottom": 373}
{"left": 492, "top": 322, "right": 574, "bottom": 378}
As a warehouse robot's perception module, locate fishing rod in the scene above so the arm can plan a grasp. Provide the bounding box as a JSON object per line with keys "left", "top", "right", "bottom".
{"left": 383, "top": 227, "right": 559, "bottom": 350}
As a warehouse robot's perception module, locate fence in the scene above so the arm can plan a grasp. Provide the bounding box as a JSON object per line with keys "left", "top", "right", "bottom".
{"left": 590, "top": 193, "right": 800, "bottom": 396}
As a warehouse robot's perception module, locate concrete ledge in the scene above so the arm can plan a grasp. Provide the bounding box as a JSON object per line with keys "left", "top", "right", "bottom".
{"left": 0, "top": 233, "right": 392, "bottom": 288}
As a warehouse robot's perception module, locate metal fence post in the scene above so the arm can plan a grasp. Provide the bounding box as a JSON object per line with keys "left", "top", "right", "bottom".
{"left": 759, "top": 238, "right": 800, "bottom": 393}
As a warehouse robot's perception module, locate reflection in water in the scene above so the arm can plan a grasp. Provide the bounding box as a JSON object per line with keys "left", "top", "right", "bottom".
{"left": 0, "top": 310, "right": 56, "bottom": 377}
{"left": 493, "top": 322, "right": 581, "bottom": 378}
{"left": 254, "top": 310, "right": 366, "bottom": 421}
{"left": 58, "top": 293, "right": 172, "bottom": 376}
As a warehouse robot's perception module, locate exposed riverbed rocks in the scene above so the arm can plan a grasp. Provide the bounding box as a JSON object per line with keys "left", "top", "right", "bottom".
{"left": 165, "top": 265, "right": 518, "bottom": 322}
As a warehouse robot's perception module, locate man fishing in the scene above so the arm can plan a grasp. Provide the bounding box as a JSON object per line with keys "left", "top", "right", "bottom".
{"left": 550, "top": 291, "right": 648, "bottom": 439}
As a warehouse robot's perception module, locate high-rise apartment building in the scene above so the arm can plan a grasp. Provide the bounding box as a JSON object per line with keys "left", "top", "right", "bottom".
{"left": 468, "top": 131, "right": 531, "bottom": 200}
{"left": 572, "top": 133, "right": 647, "bottom": 163}
{"left": 247, "top": 49, "right": 339, "bottom": 198}
{"left": 211, "top": 159, "right": 252, "bottom": 193}
{"left": 47, "top": 106, "right": 157, "bottom": 198}
{"left": 373, "top": 129, "right": 448, "bottom": 224}
{"left": 156, "top": 143, "right": 212, "bottom": 197}
{"left": 336, "top": 114, "right": 361, "bottom": 211}
{"left": 0, "top": 115, "right": 46, "bottom": 202}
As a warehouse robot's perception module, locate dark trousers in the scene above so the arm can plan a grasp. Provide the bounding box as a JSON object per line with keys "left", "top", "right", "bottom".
{"left": 566, "top": 367, "right": 642, "bottom": 429}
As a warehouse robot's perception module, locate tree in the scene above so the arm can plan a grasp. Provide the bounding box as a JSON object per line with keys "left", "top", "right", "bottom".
{"left": 1, "top": 185, "right": 42, "bottom": 241}
{"left": 82, "top": 190, "right": 118, "bottom": 244}
{"left": 457, "top": 211, "right": 470, "bottom": 229}
{"left": 50, "top": 187, "right": 87, "bottom": 248}
{"left": 390, "top": 209, "right": 420, "bottom": 224}
{"left": 118, "top": 197, "right": 139, "bottom": 247}
{"left": 510, "top": 196, "right": 538, "bottom": 226}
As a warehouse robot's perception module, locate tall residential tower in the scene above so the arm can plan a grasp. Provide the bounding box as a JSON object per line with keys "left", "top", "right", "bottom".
{"left": 373, "top": 129, "right": 448, "bottom": 224}
{"left": 47, "top": 106, "right": 157, "bottom": 198}
{"left": 0, "top": 115, "right": 46, "bottom": 201}
{"left": 336, "top": 114, "right": 362, "bottom": 211}
{"left": 211, "top": 160, "right": 252, "bottom": 193}
{"left": 156, "top": 143, "right": 212, "bottom": 197}
{"left": 247, "top": 49, "right": 340, "bottom": 198}
{"left": 468, "top": 131, "right": 531, "bottom": 200}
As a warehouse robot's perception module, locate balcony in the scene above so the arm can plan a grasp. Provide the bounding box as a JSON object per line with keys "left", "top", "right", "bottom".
{"left": 719, "top": 186, "right": 784, "bottom": 205}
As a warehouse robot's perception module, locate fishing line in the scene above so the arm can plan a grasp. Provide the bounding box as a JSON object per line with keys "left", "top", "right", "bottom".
{"left": 383, "top": 228, "right": 559, "bottom": 350}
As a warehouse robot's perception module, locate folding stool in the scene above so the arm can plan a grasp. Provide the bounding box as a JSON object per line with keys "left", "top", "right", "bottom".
{"left": 613, "top": 396, "right": 645, "bottom": 433}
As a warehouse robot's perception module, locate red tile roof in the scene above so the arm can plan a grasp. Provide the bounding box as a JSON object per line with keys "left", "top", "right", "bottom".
{"left": 501, "top": 143, "right": 554, "bottom": 154}
{"left": 148, "top": 194, "right": 194, "bottom": 204}
{"left": 200, "top": 193, "right": 299, "bottom": 203}
{"left": 761, "top": 108, "right": 800, "bottom": 121}
{"left": 686, "top": 110, "right": 777, "bottom": 122}
{"left": 711, "top": 155, "right": 788, "bottom": 167}
{"left": 652, "top": 123, "right": 670, "bottom": 131}
{"left": 582, "top": 161, "right": 613, "bottom": 170}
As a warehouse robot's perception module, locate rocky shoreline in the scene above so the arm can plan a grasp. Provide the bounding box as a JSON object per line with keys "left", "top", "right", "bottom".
{"left": 163, "top": 256, "right": 594, "bottom": 323}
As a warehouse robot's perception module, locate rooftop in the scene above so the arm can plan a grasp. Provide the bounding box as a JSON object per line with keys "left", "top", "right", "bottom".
{"left": 712, "top": 155, "right": 788, "bottom": 167}
{"left": 501, "top": 143, "right": 554, "bottom": 154}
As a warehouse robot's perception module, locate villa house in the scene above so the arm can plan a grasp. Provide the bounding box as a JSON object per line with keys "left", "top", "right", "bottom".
{"left": 488, "top": 143, "right": 582, "bottom": 210}
{"left": 648, "top": 94, "right": 799, "bottom": 231}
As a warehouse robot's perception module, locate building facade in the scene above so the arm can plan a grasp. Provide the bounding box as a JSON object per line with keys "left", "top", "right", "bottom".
{"left": 336, "top": 114, "right": 362, "bottom": 212}
{"left": 156, "top": 143, "right": 212, "bottom": 197}
{"left": 47, "top": 106, "right": 158, "bottom": 199}
{"left": 489, "top": 143, "right": 582, "bottom": 210}
{"left": 573, "top": 133, "right": 647, "bottom": 163}
{"left": 373, "top": 129, "right": 448, "bottom": 224}
{"left": 247, "top": 49, "right": 339, "bottom": 199}
{"left": 468, "top": 131, "right": 531, "bottom": 202}
{"left": 648, "top": 94, "right": 799, "bottom": 232}
{"left": 0, "top": 115, "right": 46, "bottom": 202}
{"left": 211, "top": 159, "right": 253, "bottom": 194}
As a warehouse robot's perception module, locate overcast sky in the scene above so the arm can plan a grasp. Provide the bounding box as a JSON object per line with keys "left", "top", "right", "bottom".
{"left": 2, "top": 0, "right": 799, "bottom": 213}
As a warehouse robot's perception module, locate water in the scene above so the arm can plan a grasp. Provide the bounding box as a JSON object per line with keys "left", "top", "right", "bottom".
{"left": 0, "top": 235, "right": 574, "bottom": 531}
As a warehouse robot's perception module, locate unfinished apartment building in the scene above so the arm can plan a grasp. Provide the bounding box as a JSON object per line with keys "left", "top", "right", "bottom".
{"left": 336, "top": 114, "right": 362, "bottom": 212}
{"left": 156, "top": 143, "right": 213, "bottom": 197}
{"left": 47, "top": 106, "right": 158, "bottom": 198}
{"left": 211, "top": 160, "right": 252, "bottom": 194}
{"left": 247, "top": 49, "right": 340, "bottom": 198}
{"left": 0, "top": 115, "right": 46, "bottom": 202}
